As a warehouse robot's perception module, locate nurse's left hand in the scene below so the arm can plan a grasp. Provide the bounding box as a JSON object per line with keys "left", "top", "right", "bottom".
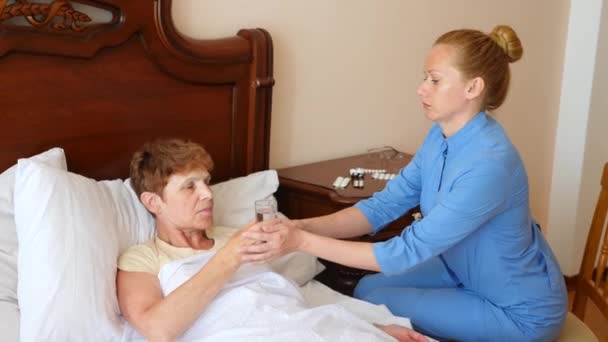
{"left": 240, "top": 215, "right": 303, "bottom": 263}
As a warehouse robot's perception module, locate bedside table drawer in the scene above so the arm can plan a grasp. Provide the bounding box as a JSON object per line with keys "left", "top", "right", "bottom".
{"left": 276, "top": 188, "right": 343, "bottom": 218}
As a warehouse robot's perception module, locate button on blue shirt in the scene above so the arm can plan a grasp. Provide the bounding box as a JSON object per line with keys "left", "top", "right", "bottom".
{"left": 355, "top": 112, "right": 566, "bottom": 329}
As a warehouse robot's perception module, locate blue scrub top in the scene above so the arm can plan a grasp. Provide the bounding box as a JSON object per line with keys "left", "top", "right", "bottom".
{"left": 355, "top": 112, "right": 567, "bottom": 327}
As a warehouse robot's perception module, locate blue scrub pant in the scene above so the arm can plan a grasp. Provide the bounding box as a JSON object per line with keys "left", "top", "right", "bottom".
{"left": 354, "top": 257, "right": 558, "bottom": 341}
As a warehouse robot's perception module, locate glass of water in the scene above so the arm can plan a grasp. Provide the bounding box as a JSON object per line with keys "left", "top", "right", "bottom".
{"left": 254, "top": 196, "right": 277, "bottom": 222}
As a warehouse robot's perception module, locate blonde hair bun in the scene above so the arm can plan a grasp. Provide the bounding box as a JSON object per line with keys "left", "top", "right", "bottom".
{"left": 489, "top": 25, "right": 523, "bottom": 63}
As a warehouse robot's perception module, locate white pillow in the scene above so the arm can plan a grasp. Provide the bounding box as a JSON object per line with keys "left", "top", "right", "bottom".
{"left": 211, "top": 170, "right": 279, "bottom": 228}
{"left": 0, "top": 148, "right": 66, "bottom": 308}
{"left": 14, "top": 159, "right": 154, "bottom": 341}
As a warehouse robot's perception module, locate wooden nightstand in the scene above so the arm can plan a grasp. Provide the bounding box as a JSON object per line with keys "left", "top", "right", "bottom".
{"left": 275, "top": 151, "right": 419, "bottom": 296}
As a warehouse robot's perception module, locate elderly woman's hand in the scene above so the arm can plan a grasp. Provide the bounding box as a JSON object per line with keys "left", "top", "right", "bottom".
{"left": 376, "top": 324, "right": 429, "bottom": 342}
{"left": 240, "top": 215, "right": 303, "bottom": 263}
{"left": 214, "top": 221, "right": 264, "bottom": 267}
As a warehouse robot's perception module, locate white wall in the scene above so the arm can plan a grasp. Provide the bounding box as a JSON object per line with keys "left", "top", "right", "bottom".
{"left": 547, "top": 0, "right": 608, "bottom": 275}
{"left": 548, "top": 0, "right": 608, "bottom": 275}
{"left": 172, "top": 0, "right": 570, "bottom": 231}
{"left": 579, "top": 3, "right": 608, "bottom": 270}
{"left": 171, "top": 0, "right": 608, "bottom": 278}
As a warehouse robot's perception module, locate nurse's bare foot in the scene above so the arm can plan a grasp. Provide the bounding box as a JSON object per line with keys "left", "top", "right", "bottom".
{"left": 376, "top": 324, "right": 429, "bottom": 342}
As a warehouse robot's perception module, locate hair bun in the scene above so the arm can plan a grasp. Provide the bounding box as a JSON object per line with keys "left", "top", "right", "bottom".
{"left": 489, "top": 25, "right": 523, "bottom": 63}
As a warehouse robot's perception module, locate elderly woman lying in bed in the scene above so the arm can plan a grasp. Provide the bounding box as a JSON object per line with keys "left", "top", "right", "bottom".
{"left": 116, "top": 138, "right": 428, "bottom": 342}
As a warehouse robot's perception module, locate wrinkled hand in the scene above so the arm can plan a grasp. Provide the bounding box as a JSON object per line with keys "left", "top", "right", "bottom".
{"left": 239, "top": 216, "right": 302, "bottom": 263}
{"left": 376, "top": 324, "right": 429, "bottom": 342}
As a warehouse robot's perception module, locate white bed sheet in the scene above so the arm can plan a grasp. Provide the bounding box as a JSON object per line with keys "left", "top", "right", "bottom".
{"left": 1, "top": 280, "right": 430, "bottom": 342}
{"left": 303, "top": 280, "right": 438, "bottom": 341}
{"left": 123, "top": 254, "right": 413, "bottom": 341}
{"left": 302, "top": 279, "right": 412, "bottom": 327}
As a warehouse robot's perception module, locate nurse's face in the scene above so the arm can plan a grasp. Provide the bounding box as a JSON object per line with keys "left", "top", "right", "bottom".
{"left": 416, "top": 44, "right": 470, "bottom": 124}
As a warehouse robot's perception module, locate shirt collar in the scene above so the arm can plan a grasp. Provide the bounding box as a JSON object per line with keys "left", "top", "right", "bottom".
{"left": 443, "top": 111, "right": 487, "bottom": 153}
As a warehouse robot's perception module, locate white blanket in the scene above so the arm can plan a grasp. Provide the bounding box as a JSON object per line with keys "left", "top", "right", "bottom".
{"left": 121, "top": 252, "right": 409, "bottom": 341}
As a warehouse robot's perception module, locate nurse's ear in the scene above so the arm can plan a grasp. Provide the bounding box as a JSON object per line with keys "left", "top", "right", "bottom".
{"left": 465, "top": 77, "right": 485, "bottom": 100}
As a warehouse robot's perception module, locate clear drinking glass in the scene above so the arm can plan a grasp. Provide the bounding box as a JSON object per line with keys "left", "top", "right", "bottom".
{"left": 254, "top": 196, "right": 278, "bottom": 222}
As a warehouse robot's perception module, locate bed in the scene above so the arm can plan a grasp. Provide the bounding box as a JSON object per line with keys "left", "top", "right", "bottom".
{"left": 0, "top": 0, "right": 418, "bottom": 340}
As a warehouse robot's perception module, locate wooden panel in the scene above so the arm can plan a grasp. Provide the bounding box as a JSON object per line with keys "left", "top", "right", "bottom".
{"left": 0, "top": 0, "right": 274, "bottom": 183}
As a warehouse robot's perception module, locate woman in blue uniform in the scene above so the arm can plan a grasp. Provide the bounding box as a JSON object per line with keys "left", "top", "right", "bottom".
{"left": 244, "top": 25, "right": 567, "bottom": 341}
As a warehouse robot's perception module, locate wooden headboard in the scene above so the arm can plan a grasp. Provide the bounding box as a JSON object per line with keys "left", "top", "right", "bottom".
{"left": 0, "top": 0, "right": 274, "bottom": 183}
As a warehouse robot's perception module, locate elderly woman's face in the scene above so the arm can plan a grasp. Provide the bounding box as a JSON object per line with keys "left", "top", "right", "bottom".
{"left": 157, "top": 168, "right": 214, "bottom": 231}
{"left": 416, "top": 43, "right": 469, "bottom": 124}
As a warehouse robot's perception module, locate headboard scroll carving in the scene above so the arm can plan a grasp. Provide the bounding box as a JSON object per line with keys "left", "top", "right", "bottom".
{"left": 0, "top": 0, "right": 93, "bottom": 32}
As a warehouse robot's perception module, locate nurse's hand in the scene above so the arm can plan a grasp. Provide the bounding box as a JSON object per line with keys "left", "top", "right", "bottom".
{"left": 240, "top": 215, "right": 303, "bottom": 263}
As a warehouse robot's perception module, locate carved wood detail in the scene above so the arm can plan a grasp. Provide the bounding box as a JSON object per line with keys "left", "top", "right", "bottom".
{"left": 0, "top": 0, "right": 92, "bottom": 32}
